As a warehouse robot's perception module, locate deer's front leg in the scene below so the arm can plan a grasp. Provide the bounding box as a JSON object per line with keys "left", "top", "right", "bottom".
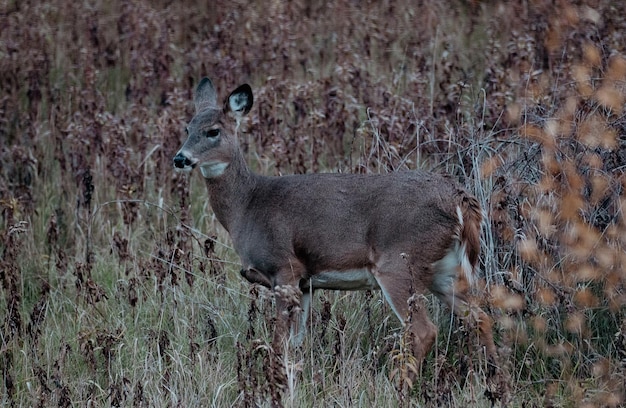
{"left": 272, "top": 284, "right": 304, "bottom": 351}
{"left": 240, "top": 267, "right": 273, "bottom": 288}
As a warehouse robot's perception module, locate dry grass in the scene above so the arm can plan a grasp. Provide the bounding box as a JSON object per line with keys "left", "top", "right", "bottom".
{"left": 2, "top": 0, "right": 626, "bottom": 406}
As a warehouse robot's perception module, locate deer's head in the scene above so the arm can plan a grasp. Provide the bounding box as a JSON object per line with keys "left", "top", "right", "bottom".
{"left": 173, "top": 77, "right": 253, "bottom": 178}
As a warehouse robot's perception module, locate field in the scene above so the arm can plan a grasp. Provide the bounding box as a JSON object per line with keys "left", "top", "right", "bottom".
{"left": 1, "top": 0, "right": 626, "bottom": 406}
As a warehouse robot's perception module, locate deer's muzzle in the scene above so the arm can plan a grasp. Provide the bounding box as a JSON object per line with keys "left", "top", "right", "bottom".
{"left": 173, "top": 153, "right": 194, "bottom": 169}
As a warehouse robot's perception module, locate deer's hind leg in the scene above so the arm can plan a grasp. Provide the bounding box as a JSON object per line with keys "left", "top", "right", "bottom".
{"left": 445, "top": 293, "right": 496, "bottom": 364}
{"left": 372, "top": 257, "right": 437, "bottom": 364}
{"left": 430, "top": 266, "right": 497, "bottom": 364}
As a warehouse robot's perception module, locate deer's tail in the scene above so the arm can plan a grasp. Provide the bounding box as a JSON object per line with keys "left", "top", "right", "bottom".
{"left": 456, "top": 193, "right": 482, "bottom": 284}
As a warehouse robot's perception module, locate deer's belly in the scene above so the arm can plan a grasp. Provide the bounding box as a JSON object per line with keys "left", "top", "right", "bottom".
{"left": 302, "top": 269, "right": 380, "bottom": 291}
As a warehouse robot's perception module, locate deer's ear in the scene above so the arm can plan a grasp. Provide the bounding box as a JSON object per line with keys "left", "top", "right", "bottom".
{"left": 226, "top": 84, "right": 253, "bottom": 116}
{"left": 195, "top": 77, "right": 218, "bottom": 113}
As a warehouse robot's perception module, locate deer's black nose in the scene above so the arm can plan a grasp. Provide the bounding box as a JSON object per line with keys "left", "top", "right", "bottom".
{"left": 173, "top": 153, "right": 192, "bottom": 168}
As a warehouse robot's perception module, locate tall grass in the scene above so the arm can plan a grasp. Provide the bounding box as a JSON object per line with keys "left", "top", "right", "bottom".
{"left": 1, "top": 0, "right": 626, "bottom": 406}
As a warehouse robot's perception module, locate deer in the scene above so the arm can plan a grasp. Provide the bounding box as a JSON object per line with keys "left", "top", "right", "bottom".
{"left": 173, "top": 77, "right": 497, "bottom": 370}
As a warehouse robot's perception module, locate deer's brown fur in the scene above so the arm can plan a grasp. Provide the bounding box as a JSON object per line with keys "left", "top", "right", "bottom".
{"left": 173, "top": 77, "right": 497, "bottom": 367}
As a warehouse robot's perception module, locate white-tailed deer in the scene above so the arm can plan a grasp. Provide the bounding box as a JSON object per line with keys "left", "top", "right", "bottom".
{"left": 173, "top": 77, "right": 497, "bottom": 367}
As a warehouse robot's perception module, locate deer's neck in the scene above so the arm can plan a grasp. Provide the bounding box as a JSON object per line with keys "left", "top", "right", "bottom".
{"left": 203, "top": 147, "right": 256, "bottom": 232}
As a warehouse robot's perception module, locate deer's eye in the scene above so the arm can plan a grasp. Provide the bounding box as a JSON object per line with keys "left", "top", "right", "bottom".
{"left": 206, "top": 129, "right": 220, "bottom": 138}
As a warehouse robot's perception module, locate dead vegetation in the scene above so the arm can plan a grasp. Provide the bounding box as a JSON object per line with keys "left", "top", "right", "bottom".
{"left": 1, "top": 0, "right": 626, "bottom": 406}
